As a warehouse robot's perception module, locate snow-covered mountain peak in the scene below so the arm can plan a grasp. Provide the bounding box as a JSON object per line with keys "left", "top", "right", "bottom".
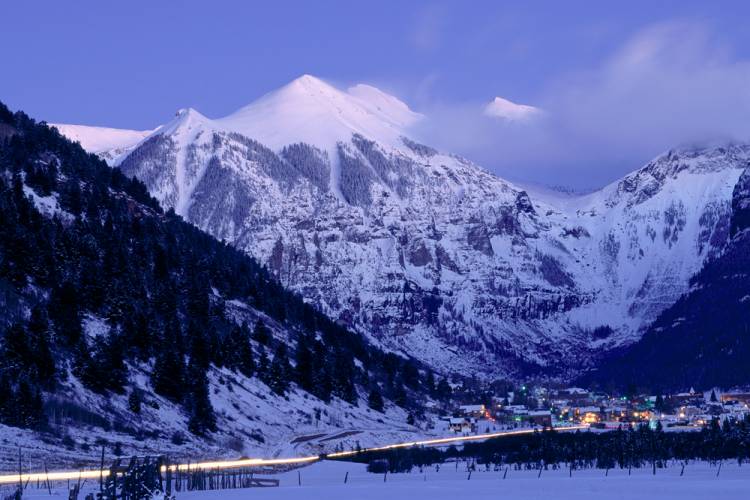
{"left": 217, "top": 75, "right": 422, "bottom": 152}
{"left": 282, "top": 73, "right": 334, "bottom": 94}
{"left": 484, "top": 96, "right": 542, "bottom": 122}
{"left": 174, "top": 107, "right": 204, "bottom": 118}
{"left": 591, "top": 143, "right": 750, "bottom": 210}
{"left": 159, "top": 107, "right": 213, "bottom": 136}
{"left": 289, "top": 73, "right": 325, "bottom": 87}
{"left": 652, "top": 143, "right": 750, "bottom": 175}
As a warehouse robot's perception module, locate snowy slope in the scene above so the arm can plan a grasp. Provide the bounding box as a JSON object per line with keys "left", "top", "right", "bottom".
{"left": 51, "top": 123, "right": 151, "bottom": 163}
{"left": 540, "top": 146, "right": 746, "bottom": 348}
{"left": 73, "top": 76, "right": 747, "bottom": 378}
{"left": 178, "top": 460, "right": 750, "bottom": 500}
{"left": 0, "top": 356, "right": 428, "bottom": 471}
{"left": 9, "top": 459, "right": 750, "bottom": 499}
{"left": 217, "top": 75, "right": 422, "bottom": 152}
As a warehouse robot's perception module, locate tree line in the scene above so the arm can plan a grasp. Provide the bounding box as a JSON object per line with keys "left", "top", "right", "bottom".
{"left": 340, "top": 416, "right": 750, "bottom": 473}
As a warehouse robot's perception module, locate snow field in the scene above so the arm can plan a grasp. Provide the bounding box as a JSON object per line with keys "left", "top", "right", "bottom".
{"left": 178, "top": 459, "right": 750, "bottom": 500}
{"left": 13, "top": 459, "right": 743, "bottom": 500}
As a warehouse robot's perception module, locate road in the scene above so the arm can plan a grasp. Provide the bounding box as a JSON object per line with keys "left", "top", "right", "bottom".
{"left": 0, "top": 425, "right": 588, "bottom": 485}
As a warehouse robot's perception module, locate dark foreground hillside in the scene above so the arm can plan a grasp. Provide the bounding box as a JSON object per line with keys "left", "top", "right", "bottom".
{"left": 0, "top": 101, "right": 436, "bottom": 441}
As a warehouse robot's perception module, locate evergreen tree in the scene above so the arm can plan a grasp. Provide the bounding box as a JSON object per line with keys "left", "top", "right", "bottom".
{"left": 424, "top": 369, "right": 436, "bottom": 395}
{"left": 332, "top": 349, "right": 357, "bottom": 404}
{"left": 75, "top": 333, "right": 127, "bottom": 394}
{"left": 314, "top": 363, "right": 333, "bottom": 403}
{"left": 59, "top": 177, "right": 82, "bottom": 216}
{"left": 128, "top": 388, "right": 143, "bottom": 414}
{"left": 368, "top": 388, "right": 384, "bottom": 412}
{"left": 48, "top": 281, "right": 82, "bottom": 346}
{"left": 186, "top": 367, "right": 216, "bottom": 435}
{"left": 436, "top": 378, "right": 452, "bottom": 400}
{"left": 224, "top": 324, "right": 255, "bottom": 377}
{"left": 100, "top": 333, "right": 128, "bottom": 393}
{"left": 267, "top": 344, "right": 291, "bottom": 395}
{"left": 152, "top": 341, "right": 186, "bottom": 404}
{"left": 294, "top": 333, "right": 315, "bottom": 392}
{"left": 1, "top": 323, "right": 34, "bottom": 377}
{"left": 253, "top": 319, "right": 272, "bottom": 345}
{"left": 186, "top": 335, "right": 216, "bottom": 435}
{"left": 0, "top": 374, "right": 13, "bottom": 425}
{"left": 311, "top": 341, "right": 332, "bottom": 402}
{"left": 401, "top": 361, "right": 420, "bottom": 391}
{"left": 391, "top": 378, "right": 408, "bottom": 408}
{"left": 15, "top": 377, "right": 45, "bottom": 429}
{"left": 257, "top": 346, "right": 269, "bottom": 379}
{"left": 27, "top": 305, "right": 56, "bottom": 387}
{"left": 236, "top": 323, "right": 256, "bottom": 378}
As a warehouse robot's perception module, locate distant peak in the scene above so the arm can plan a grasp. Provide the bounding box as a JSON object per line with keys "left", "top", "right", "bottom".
{"left": 158, "top": 107, "right": 213, "bottom": 137}
{"left": 217, "top": 75, "right": 421, "bottom": 151}
{"left": 280, "top": 74, "right": 337, "bottom": 95}
{"left": 484, "top": 96, "right": 542, "bottom": 122}
{"left": 293, "top": 74, "right": 326, "bottom": 85}
{"left": 174, "top": 107, "right": 207, "bottom": 120}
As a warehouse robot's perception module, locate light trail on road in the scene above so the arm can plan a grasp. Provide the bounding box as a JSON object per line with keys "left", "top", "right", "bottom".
{"left": 326, "top": 425, "right": 588, "bottom": 458}
{"left": 0, "top": 425, "right": 587, "bottom": 485}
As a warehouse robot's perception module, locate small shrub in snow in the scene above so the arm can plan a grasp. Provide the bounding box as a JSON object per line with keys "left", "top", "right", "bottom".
{"left": 170, "top": 432, "right": 186, "bottom": 446}
{"left": 223, "top": 436, "right": 245, "bottom": 453}
{"left": 367, "top": 459, "right": 389, "bottom": 474}
{"left": 61, "top": 434, "right": 75, "bottom": 450}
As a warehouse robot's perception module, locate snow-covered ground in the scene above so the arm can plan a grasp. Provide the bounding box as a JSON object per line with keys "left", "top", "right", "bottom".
{"left": 0, "top": 273, "right": 441, "bottom": 472}
{"left": 10, "top": 459, "right": 750, "bottom": 499}
{"left": 50, "top": 123, "right": 152, "bottom": 163}
{"left": 0, "top": 367, "right": 430, "bottom": 472}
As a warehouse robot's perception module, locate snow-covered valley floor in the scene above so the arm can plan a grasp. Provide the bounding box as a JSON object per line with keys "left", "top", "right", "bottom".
{"left": 177, "top": 459, "right": 750, "bottom": 500}
{"left": 11, "top": 459, "right": 750, "bottom": 499}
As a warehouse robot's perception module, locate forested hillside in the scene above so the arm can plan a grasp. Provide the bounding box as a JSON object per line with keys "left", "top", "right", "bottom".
{"left": 0, "top": 101, "right": 437, "bottom": 437}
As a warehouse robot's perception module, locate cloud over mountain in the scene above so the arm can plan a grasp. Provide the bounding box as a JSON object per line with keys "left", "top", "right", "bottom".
{"left": 412, "top": 21, "right": 750, "bottom": 190}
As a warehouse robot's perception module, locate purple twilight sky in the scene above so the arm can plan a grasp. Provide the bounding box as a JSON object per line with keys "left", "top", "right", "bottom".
{"left": 3, "top": 0, "right": 750, "bottom": 188}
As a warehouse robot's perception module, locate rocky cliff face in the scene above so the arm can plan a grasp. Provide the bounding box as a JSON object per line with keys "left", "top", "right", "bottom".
{"left": 731, "top": 164, "right": 750, "bottom": 236}
{"left": 580, "top": 162, "right": 750, "bottom": 390}
{"left": 65, "top": 77, "right": 749, "bottom": 378}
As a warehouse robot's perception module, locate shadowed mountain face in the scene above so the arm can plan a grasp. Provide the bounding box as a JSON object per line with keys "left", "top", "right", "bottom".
{"left": 59, "top": 76, "right": 748, "bottom": 379}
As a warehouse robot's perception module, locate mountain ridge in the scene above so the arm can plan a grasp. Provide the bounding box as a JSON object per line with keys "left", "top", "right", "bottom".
{"left": 50, "top": 76, "right": 749, "bottom": 380}
{"left": 579, "top": 162, "right": 750, "bottom": 390}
